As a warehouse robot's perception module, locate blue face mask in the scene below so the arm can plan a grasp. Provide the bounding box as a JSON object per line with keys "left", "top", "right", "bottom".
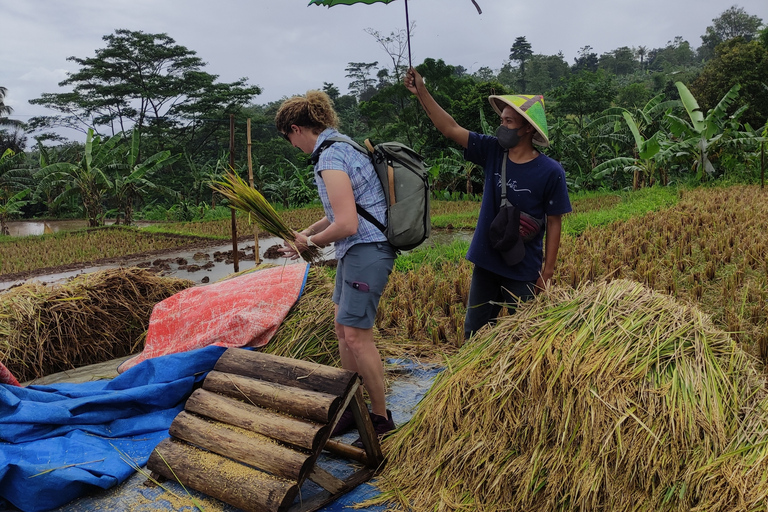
{"left": 496, "top": 125, "right": 521, "bottom": 149}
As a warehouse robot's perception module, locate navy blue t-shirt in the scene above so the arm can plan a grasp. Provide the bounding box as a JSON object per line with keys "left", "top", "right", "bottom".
{"left": 464, "top": 131, "right": 572, "bottom": 281}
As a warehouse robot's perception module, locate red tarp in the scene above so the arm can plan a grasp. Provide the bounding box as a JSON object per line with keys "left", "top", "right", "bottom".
{"left": 118, "top": 263, "right": 309, "bottom": 373}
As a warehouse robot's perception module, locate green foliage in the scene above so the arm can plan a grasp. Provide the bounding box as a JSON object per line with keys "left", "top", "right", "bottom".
{"left": 690, "top": 38, "right": 768, "bottom": 129}
{"left": 662, "top": 81, "right": 742, "bottom": 180}
{"left": 35, "top": 129, "right": 120, "bottom": 226}
{"left": 28, "top": 29, "right": 261, "bottom": 163}
{"left": 509, "top": 36, "right": 534, "bottom": 92}
{"left": 393, "top": 239, "right": 471, "bottom": 272}
{"left": 550, "top": 70, "right": 618, "bottom": 129}
{"left": 699, "top": 5, "right": 764, "bottom": 60}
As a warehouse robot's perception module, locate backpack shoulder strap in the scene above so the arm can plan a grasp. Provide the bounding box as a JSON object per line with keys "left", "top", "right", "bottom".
{"left": 307, "top": 136, "right": 369, "bottom": 165}
{"left": 306, "top": 136, "right": 386, "bottom": 233}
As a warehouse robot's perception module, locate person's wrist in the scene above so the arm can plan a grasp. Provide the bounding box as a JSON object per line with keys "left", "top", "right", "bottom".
{"left": 306, "top": 235, "right": 320, "bottom": 248}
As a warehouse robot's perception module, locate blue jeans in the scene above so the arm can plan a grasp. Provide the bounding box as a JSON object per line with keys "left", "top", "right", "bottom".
{"left": 464, "top": 265, "right": 536, "bottom": 340}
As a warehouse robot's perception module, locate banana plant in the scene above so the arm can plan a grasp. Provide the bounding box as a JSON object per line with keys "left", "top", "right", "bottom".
{"left": 109, "top": 130, "right": 179, "bottom": 225}
{"left": 662, "top": 81, "right": 741, "bottom": 180}
{"left": 591, "top": 95, "right": 673, "bottom": 189}
{"left": 0, "top": 189, "right": 29, "bottom": 236}
{"left": 35, "top": 129, "right": 121, "bottom": 227}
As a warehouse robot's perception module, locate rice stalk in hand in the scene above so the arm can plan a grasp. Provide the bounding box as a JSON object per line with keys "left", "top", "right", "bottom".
{"left": 211, "top": 171, "right": 321, "bottom": 263}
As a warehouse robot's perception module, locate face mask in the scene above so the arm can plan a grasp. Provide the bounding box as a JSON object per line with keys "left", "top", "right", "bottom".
{"left": 496, "top": 125, "right": 521, "bottom": 149}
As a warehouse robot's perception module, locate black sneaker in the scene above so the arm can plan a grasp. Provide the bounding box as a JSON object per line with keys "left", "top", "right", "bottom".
{"left": 352, "top": 410, "right": 395, "bottom": 448}
{"left": 331, "top": 407, "right": 356, "bottom": 437}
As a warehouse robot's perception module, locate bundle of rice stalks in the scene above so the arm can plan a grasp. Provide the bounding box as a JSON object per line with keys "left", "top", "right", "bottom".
{"left": 0, "top": 268, "right": 193, "bottom": 382}
{"left": 264, "top": 267, "right": 340, "bottom": 367}
{"left": 370, "top": 279, "right": 768, "bottom": 512}
{"left": 211, "top": 172, "right": 321, "bottom": 262}
{"left": 263, "top": 266, "right": 438, "bottom": 369}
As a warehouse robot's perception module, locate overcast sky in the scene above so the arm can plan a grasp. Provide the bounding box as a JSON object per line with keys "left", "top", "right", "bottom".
{"left": 3, "top": 0, "right": 767, "bottom": 137}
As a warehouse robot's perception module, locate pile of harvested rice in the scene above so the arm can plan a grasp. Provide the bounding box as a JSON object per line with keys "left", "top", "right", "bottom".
{"left": 265, "top": 267, "right": 340, "bottom": 367}
{"left": 370, "top": 279, "right": 768, "bottom": 511}
{"left": 0, "top": 268, "right": 193, "bottom": 382}
{"left": 265, "top": 266, "right": 460, "bottom": 367}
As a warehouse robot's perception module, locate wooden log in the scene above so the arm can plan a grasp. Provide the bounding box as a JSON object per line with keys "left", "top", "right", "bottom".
{"left": 214, "top": 348, "right": 357, "bottom": 396}
{"left": 169, "top": 411, "right": 312, "bottom": 481}
{"left": 148, "top": 438, "right": 298, "bottom": 512}
{"left": 185, "top": 388, "right": 325, "bottom": 451}
{"left": 323, "top": 439, "right": 368, "bottom": 465}
{"left": 203, "top": 371, "right": 339, "bottom": 424}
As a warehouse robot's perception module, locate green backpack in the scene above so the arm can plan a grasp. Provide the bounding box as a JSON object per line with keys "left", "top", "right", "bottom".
{"left": 310, "top": 137, "right": 431, "bottom": 251}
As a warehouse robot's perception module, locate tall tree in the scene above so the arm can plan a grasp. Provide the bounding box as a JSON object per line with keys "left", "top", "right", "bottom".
{"left": 28, "top": 30, "right": 261, "bottom": 158}
{"left": 345, "top": 62, "right": 380, "bottom": 101}
{"left": 550, "top": 70, "right": 617, "bottom": 129}
{"left": 573, "top": 46, "right": 599, "bottom": 72}
{"left": 509, "top": 36, "right": 534, "bottom": 92}
{"left": 699, "top": 5, "right": 763, "bottom": 61}
{"left": 647, "top": 36, "right": 697, "bottom": 71}
{"left": 690, "top": 38, "right": 768, "bottom": 129}
{"left": 365, "top": 26, "right": 412, "bottom": 82}
{"left": 636, "top": 46, "right": 648, "bottom": 72}
{"left": 598, "top": 46, "right": 637, "bottom": 75}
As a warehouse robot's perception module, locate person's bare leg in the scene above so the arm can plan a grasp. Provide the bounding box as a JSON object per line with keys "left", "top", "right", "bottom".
{"left": 335, "top": 311, "right": 387, "bottom": 417}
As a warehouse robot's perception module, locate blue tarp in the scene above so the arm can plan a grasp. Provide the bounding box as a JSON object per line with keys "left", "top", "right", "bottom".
{"left": 0, "top": 349, "right": 441, "bottom": 512}
{"left": 0, "top": 346, "right": 228, "bottom": 512}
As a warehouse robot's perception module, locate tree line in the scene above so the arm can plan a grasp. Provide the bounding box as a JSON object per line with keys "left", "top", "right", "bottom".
{"left": 0, "top": 5, "right": 766, "bottom": 234}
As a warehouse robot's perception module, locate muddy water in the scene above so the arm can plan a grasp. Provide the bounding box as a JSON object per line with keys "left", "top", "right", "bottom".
{"left": 0, "top": 229, "right": 473, "bottom": 292}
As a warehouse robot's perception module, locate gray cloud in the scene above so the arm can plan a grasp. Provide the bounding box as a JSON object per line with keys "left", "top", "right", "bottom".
{"left": 2, "top": 0, "right": 766, "bottom": 131}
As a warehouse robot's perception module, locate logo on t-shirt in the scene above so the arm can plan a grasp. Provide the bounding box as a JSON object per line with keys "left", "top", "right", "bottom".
{"left": 497, "top": 174, "right": 532, "bottom": 194}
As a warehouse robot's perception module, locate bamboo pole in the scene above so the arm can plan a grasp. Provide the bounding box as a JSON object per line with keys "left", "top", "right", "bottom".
{"left": 229, "top": 113, "right": 239, "bottom": 273}
{"left": 247, "top": 118, "right": 260, "bottom": 262}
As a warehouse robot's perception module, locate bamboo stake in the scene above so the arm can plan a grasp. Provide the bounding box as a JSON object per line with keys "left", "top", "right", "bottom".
{"left": 247, "top": 118, "right": 260, "bottom": 263}
{"left": 229, "top": 113, "right": 239, "bottom": 273}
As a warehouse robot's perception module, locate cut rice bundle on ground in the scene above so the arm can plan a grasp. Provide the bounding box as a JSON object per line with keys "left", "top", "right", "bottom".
{"left": 265, "top": 267, "right": 340, "bottom": 367}
{"left": 371, "top": 279, "right": 768, "bottom": 512}
{"left": 0, "top": 268, "right": 193, "bottom": 382}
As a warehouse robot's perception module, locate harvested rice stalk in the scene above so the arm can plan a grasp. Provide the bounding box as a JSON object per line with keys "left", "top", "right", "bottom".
{"left": 265, "top": 267, "right": 340, "bottom": 367}
{"left": 368, "top": 279, "right": 768, "bottom": 512}
{"left": 264, "top": 266, "right": 455, "bottom": 367}
{"left": 211, "top": 171, "right": 321, "bottom": 263}
{"left": 0, "top": 268, "right": 193, "bottom": 382}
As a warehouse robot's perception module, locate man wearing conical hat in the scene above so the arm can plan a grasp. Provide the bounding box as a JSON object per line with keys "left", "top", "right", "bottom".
{"left": 405, "top": 67, "right": 572, "bottom": 339}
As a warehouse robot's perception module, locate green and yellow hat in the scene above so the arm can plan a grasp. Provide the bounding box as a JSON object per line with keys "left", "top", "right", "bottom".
{"left": 488, "top": 94, "right": 549, "bottom": 147}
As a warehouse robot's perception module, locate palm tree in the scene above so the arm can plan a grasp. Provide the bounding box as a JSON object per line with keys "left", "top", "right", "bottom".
{"left": 635, "top": 46, "right": 648, "bottom": 72}
{"left": 0, "top": 87, "right": 13, "bottom": 118}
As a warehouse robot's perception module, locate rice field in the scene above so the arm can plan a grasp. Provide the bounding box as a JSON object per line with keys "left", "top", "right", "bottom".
{"left": 0, "top": 227, "right": 217, "bottom": 276}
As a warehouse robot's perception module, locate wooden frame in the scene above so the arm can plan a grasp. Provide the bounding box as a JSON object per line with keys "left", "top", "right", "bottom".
{"left": 147, "top": 348, "right": 385, "bottom": 512}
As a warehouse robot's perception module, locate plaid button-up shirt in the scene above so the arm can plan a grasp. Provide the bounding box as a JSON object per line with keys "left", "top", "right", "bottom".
{"left": 312, "top": 128, "right": 387, "bottom": 259}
